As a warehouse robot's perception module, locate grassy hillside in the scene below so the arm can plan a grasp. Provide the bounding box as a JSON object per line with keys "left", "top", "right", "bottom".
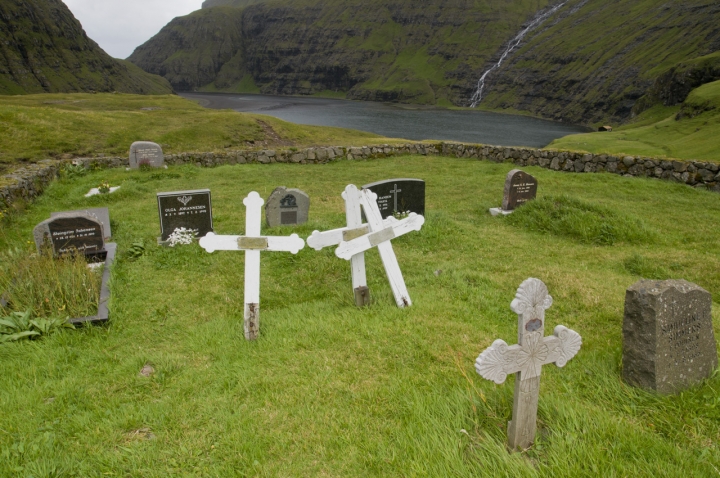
{"left": 0, "top": 0, "right": 173, "bottom": 95}
{"left": 0, "top": 156, "right": 719, "bottom": 475}
{"left": 548, "top": 80, "right": 720, "bottom": 161}
{"left": 128, "top": 0, "right": 557, "bottom": 106}
{"left": 481, "top": 0, "right": 720, "bottom": 125}
{"left": 0, "top": 93, "right": 390, "bottom": 168}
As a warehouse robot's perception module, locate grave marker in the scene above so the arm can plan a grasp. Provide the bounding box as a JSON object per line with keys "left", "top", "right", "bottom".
{"left": 265, "top": 187, "right": 310, "bottom": 227}
{"left": 157, "top": 189, "right": 213, "bottom": 241}
{"left": 362, "top": 178, "right": 425, "bottom": 219}
{"left": 199, "top": 192, "right": 305, "bottom": 340}
{"left": 308, "top": 185, "right": 424, "bottom": 308}
{"left": 129, "top": 141, "right": 164, "bottom": 169}
{"left": 475, "top": 278, "right": 581, "bottom": 451}
{"left": 623, "top": 279, "right": 717, "bottom": 394}
{"left": 51, "top": 207, "right": 111, "bottom": 240}
{"left": 33, "top": 213, "right": 106, "bottom": 260}
{"left": 490, "top": 169, "right": 538, "bottom": 216}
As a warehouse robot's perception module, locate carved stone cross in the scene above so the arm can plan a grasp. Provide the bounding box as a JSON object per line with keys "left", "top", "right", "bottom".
{"left": 199, "top": 191, "right": 305, "bottom": 340}
{"left": 475, "top": 278, "right": 581, "bottom": 451}
{"left": 307, "top": 185, "right": 424, "bottom": 308}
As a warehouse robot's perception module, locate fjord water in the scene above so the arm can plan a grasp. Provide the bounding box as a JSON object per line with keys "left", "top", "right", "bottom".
{"left": 180, "top": 93, "right": 588, "bottom": 148}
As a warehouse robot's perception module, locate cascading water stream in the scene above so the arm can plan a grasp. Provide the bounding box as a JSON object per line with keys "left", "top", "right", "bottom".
{"left": 469, "top": 2, "right": 567, "bottom": 107}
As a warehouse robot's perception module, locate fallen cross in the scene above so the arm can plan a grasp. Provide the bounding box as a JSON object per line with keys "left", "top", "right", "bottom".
{"left": 475, "top": 278, "right": 581, "bottom": 451}
{"left": 199, "top": 191, "right": 305, "bottom": 340}
{"left": 308, "top": 185, "right": 424, "bottom": 308}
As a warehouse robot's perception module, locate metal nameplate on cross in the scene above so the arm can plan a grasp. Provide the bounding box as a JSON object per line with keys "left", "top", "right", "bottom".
{"left": 474, "top": 278, "right": 581, "bottom": 451}
{"left": 199, "top": 191, "right": 305, "bottom": 340}
{"left": 307, "top": 185, "right": 424, "bottom": 308}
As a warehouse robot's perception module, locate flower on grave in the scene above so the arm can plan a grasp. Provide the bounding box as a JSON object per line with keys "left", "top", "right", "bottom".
{"left": 392, "top": 210, "right": 411, "bottom": 220}
{"left": 98, "top": 180, "right": 111, "bottom": 194}
{"left": 138, "top": 158, "right": 152, "bottom": 171}
{"left": 167, "top": 227, "right": 198, "bottom": 247}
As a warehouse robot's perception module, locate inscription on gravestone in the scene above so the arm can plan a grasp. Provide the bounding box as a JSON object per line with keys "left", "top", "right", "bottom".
{"left": 623, "top": 279, "right": 717, "bottom": 394}
{"left": 502, "top": 169, "right": 538, "bottom": 211}
{"left": 157, "top": 189, "right": 213, "bottom": 241}
{"left": 265, "top": 187, "right": 310, "bottom": 227}
{"left": 51, "top": 207, "right": 111, "bottom": 240}
{"left": 33, "top": 213, "right": 106, "bottom": 258}
{"left": 362, "top": 178, "right": 425, "bottom": 219}
{"left": 129, "top": 141, "right": 164, "bottom": 169}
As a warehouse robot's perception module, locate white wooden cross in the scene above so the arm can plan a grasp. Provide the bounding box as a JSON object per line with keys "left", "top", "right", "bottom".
{"left": 199, "top": 191, "right": 305, "bottom": 340}
{"left": 475, "top": 278, "right": 581, "bottom": 451}
{"left": 307, "top": 185, "right": 424, "bottom": 308}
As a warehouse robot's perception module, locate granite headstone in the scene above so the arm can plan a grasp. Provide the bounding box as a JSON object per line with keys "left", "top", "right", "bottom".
{"left": 623, "top": 279, "right": 717, "bottom": 394}
{"left": 129, "top": 141, "right": 164, "bottom": 169}
{"left": 502, "top": 169, "right": 538, "bottom": 211}
{"left": 265, "top": 187, "right": 310, "bottom": 227}
{"left": 157, "top": 189, "right": 213, "bottom": 241}
{"left": 51, "top": 207, "right": 111, "bottom": 240}
{"left": 33, "top": 213, "right": 106, "bottom": 259}
{"left": 362, "top": 178, "right": 425, "bottom": 219}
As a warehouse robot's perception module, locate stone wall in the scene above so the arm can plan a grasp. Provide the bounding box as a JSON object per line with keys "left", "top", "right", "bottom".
{"left": 1, "top": 143, "right": 718, "bottom": 213}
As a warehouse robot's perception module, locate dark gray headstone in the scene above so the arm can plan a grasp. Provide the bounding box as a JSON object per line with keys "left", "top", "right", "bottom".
{"left": 51, "top": 207, "right": 111, "bottom": 240}
{"left": 623, "top": 279, "right": 717, "bottom": 394}
{"left": 362, "top": 178, "right": 425, "bottom": 219}
{"left": 502, "top": 169, "right": 538, "bottom": 211}
{"left": 129, "top": 141, "right": 164, "bottom": 169}
{"left": 33, "top": 213, "right": 106, "bottom": 258}
{"left": 157, "top": 189, "right": 213, "bottom": 241}
{"left": 265, "top": 187, "right": 310, "bottom": 227}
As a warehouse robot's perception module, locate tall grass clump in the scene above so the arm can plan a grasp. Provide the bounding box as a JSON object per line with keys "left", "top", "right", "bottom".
{"left": 505, "top": 195, "right": 657, "bottom": 245}
{"left": 0, "top": 247, "right": 101, "bottom": 318}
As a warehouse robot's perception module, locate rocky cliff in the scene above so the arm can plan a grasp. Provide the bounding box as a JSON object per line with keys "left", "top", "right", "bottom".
{"left": 128, "top": 0, "right": 720, "bottom": 125}
{"left": 0, "top": 0, "right": 173, "bottom": 95}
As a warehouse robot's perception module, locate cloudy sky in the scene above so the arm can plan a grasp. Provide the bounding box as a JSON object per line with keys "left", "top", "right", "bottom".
{"left": 62, "top": 0, "right": 205, "bottom": 59}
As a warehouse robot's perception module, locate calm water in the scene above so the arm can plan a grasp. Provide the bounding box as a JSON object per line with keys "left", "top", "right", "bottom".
{"left": 180, "top": 93, "right": 588, "bottom": 148}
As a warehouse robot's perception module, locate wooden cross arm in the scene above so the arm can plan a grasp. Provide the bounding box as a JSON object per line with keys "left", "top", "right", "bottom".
{"left": 306, "top": 217, "right": 398, "bottom": 251}
{"left": 474, "top": 326, "right": 582, "bottom": 384}
{"left": 199, "top": 232, "right": 305, "bottom": 254}
{"left": 334, "top": 213, "right": 425, "bottom": 260}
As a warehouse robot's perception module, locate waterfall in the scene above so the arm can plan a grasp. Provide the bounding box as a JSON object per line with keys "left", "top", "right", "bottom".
{"left": 469, "top": 2, "right": 567, "bottom": 108}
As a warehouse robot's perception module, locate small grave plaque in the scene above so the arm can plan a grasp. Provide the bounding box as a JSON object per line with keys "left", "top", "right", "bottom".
{"left": 623, "top": 279, "right": 717, "bottom": 394}
{"left": 362, "top": 178, "right": 425, "bottom": 219}
{"left": 265, "top": 187, "right": 310, "bottom": 227}
{"left": 33, "top": 213, "right": 106, "bottom": 259}
{"left": 157, "top": 189, "right": 213, "bottom": 241}
{"left": 502, "top": 169, "right": 538, "bottom": 211}
{"left": 129, "top": 141, "right": 164, "bottom": 169}
{"left": 51, "top": 207, "right": 111, "bottom": 240}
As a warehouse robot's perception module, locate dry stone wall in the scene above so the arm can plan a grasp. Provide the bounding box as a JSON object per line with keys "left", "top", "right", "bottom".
{"left": 2, "top": 143, "right": 718, "bottom": 213}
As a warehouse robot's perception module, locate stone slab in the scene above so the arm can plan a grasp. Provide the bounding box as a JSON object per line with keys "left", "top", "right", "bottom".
{"left": 129, "top": 141, "right": 164, "bottom": 169}
{"left": 157, "top": 189, "right": 213, "bottom": 241}
{"left": 51, "top": 207, "right": 111, "bottom": 240}
{"left": 502, "top": 169, "right": 538, "bottom": 211}
{"left": 33, "top": 212, "right": 106, "bottom": 258}
{"left": 265, "top": 187, "right": 310, "bottom": 227}
{"left": 623, "top": 279, "right": 717, "bottom": 394}
{"left": 362, "top": 178, "right": 425, "bottom": 219}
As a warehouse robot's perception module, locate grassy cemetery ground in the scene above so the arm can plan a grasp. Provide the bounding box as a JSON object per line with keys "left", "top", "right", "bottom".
{"left": 1, "top": 156, "right": 719, "bottom": 476}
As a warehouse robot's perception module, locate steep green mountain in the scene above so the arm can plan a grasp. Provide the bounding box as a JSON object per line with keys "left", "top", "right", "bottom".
{"left": 128, "top": 0, "right": 557, "bottom": 106}
{"left": 0, "top": 0, "right": 173, "bottom": 95}
{"left": 480, "top": 0, "right": 720, "bottom": 125}
{"left": 128, "top": 0, "right": 720, "bottom": 125}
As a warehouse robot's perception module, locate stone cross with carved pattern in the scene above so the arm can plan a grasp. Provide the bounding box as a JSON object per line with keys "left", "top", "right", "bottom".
{"left": 475, "top": 278, "right": 582, "bottom": 451}
{"left": 199, "top": 191, "right": 305, "bottom": 340}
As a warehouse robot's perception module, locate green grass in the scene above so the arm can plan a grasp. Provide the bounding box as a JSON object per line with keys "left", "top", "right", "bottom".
{"left": 548, "top": 81, "right": 720, "bottom": 162}
{"left": 0, "top": 93, "right": 395, "bottom": 167}
{"left": 0, "top": 155, "right": 719, "bottom": 476}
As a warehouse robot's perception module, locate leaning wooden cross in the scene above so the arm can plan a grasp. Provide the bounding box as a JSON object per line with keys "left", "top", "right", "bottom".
{"left": 307, "top": 185, "right": 424, "bottom": 308}
{"left": 199, "top": 191, "right": 305, "bottom": 340}
{"left": 475, "top": 278, "right": 581, "bottom": 451}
